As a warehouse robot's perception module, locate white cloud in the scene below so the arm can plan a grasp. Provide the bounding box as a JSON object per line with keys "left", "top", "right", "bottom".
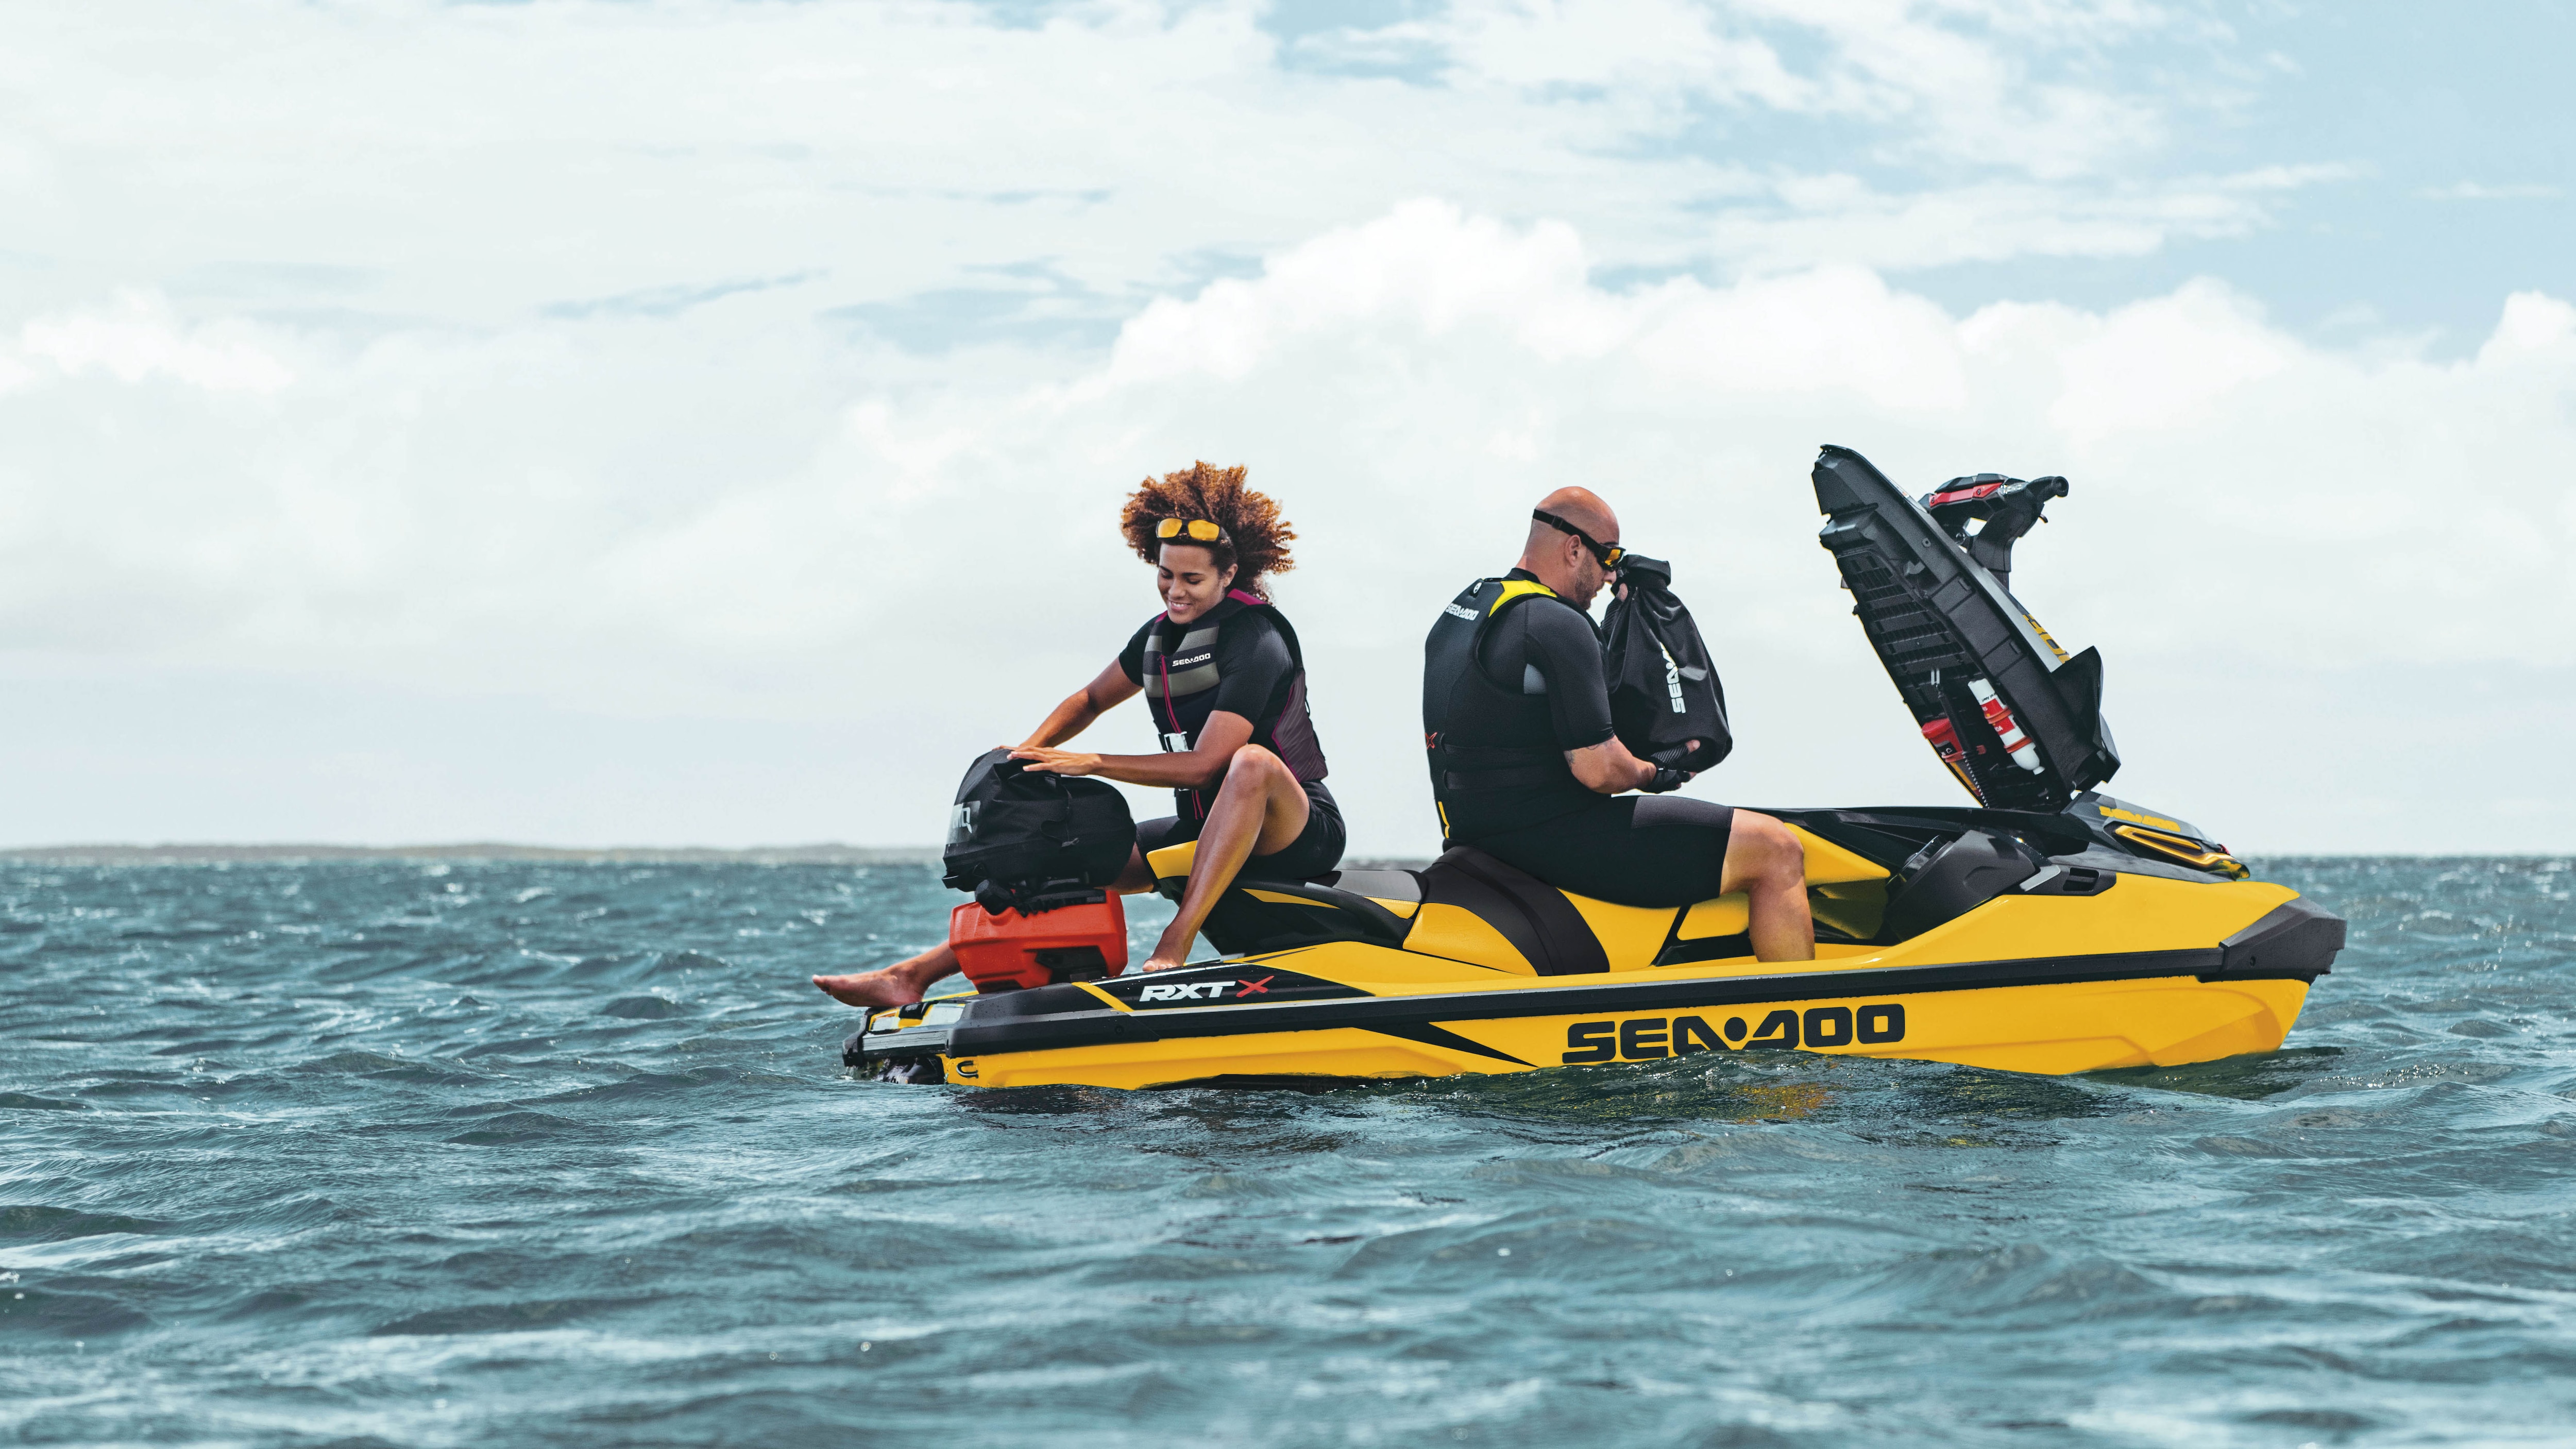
{"left": 1709, "top": 164, "right": 2350, "bottom": 275}
{"left": 0, "top": 0, "right": 2279, "bottom": 328}
{"left": 1320, "top": 0, "right": 2183, "bottom": 181}
{"left": 2419, "top": 181, "right": 2563, "bottom": 201}
{"left": 1, "top": 3, "right": 2563, "bottom": 851}
{"left": 7, "top": 201, "right": 2571, "bottom": 850}
{"left": 15, "top": 292, "right": 294, "bottom": 393}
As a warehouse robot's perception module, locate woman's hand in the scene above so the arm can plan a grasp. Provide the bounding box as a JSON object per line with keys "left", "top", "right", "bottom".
{"left": 1011, "top": 747, "right": 1102, "bottom": 777}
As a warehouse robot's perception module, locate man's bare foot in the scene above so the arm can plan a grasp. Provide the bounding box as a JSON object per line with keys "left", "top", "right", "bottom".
{"left": 812, "top": 943, "right": 954, "bottom": 1008}
{"left": 1138, "top": 952, "right": 1187, "bottom": 973}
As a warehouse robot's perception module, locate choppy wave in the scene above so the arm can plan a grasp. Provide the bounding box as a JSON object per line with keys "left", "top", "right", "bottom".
{"left": 3, "top": 857, "right": 2571, "bottom": 1445}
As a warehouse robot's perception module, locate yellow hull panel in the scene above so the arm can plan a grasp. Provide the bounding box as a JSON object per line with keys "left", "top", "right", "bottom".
{"left": 933, "top": 875, "right": 2318, "bottom": 1089}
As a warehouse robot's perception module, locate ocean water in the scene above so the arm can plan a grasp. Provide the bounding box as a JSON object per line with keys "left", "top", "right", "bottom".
{"left": 3, "top": 857, "right": 2571, "bottom": 1448}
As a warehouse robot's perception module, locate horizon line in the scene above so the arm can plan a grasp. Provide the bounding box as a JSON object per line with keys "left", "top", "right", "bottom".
{"left": 1, "top": 843, "right": 2566, "bottom": 867}
{"left": 0, "top": 841, "right": 942, "bottom": 865}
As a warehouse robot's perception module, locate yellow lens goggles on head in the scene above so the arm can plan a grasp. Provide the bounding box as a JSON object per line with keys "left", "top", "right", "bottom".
{"left": 1155, "top": 517, "right": 1231, "bottom": 544}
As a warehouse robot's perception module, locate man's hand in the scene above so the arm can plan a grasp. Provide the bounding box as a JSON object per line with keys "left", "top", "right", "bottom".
{"left": 1011, "top": 747, "right": 1102, "bottom": 776}
{"left": 1570, "top": 736, "right": 1709, "bottom": 794}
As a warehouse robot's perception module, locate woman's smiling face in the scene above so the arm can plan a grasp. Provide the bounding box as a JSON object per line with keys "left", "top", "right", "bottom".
{"left": 1156, "top": 543, "right": 1235, "bottom": 622}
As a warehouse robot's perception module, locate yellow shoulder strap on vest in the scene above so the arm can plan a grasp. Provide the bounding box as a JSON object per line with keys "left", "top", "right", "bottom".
{"left": 1488, "top": 578, "right": 1559, "bottom": 615}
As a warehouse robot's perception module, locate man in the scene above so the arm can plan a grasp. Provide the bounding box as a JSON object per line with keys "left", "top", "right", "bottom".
{"left": 1421, "top": 486, "right": 1813, "bottom": 961}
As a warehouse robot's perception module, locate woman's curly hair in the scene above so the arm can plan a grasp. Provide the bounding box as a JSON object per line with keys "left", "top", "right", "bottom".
{"left": 1118, "top": 462, "right": 1297, "bottom": 598}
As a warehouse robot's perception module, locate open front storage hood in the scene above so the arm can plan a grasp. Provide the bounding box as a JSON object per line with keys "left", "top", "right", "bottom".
{"left": 1812, "top": 445, "right": 2121, "bottom": 812}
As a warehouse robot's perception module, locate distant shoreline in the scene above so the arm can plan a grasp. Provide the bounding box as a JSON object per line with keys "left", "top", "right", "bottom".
{"left": 4, "top": 845, "right": 2544, "bottom": 869}
{"left": 0, "top": 843, "right": 942, "bottom": 866}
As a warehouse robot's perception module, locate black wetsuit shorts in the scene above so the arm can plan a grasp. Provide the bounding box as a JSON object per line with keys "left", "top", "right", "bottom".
{"left": 1137, "top": 779, "right": 1347, "bottom": 883}
{"left": 1465, "top": 794, "right": 1735, "bottom": 908}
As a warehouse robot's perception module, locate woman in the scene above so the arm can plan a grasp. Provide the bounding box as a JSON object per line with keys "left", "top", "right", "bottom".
{"left": 815, "top": 462, "right": 1343, "bottom": 1008}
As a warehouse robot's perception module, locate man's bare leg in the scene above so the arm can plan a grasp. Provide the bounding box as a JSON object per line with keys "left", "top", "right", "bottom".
{"left": 1139, "top": 747, "right": 1309, "bottom": 973}
{"left": 814, "top": 848, "right": 1155, "bottom": 1007}
{"left": 1719, "top": 810, "right": 1814, "bottom": 963}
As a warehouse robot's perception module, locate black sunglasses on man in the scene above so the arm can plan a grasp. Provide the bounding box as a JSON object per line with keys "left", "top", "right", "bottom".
{"left": 1532, "top": 508, "right": 1623, "bottom": 568}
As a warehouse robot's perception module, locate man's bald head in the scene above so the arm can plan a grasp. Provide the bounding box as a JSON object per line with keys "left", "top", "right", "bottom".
{"left": 1524, "top": 486, "right": 1618, "bottom": 557}
{"left": 1517, "top": 485, "right": 1622, "bottom": 609}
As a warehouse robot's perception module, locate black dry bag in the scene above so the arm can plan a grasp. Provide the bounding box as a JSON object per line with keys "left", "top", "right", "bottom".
{"left": 1600, "top": 554, "right": 1732, "bottom": 772}
{"left": 940, "top": 749, "right": 1137, "bottom": 915}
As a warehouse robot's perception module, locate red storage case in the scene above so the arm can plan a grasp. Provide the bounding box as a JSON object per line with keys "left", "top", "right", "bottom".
{"left": 947, "top": 896, "right": 1128, "bottom": 992}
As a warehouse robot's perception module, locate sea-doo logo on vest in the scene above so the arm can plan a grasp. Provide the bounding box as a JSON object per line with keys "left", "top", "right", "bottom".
{"left": 1444, "top": 603, "right": 1478, "bottom": 621}
{"left": 1138, "top": 981, "right": 1233, "bottom": 1002}
{"left": 1658, "top": 641, "right": 1685, "bottom": 714}
{"left": 1171, "top": 651, "right": 1215, "bottom": 669}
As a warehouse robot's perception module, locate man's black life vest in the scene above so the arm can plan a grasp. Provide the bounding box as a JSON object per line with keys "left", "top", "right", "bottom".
{"left": 1421, "top": 576, "right": 1602, "bottom": 845}
{"left": 1599, "top": 554, "right": 1732, "bottom": 771}
{"left": 1139, "top": 588, "right": 1328, "bottom": 820}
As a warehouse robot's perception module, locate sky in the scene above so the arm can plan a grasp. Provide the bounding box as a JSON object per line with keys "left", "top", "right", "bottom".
{"left": 3, "top": 0, "right": 2571, "bottom": 855}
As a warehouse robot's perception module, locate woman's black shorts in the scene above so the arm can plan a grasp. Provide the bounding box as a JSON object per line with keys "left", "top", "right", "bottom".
{"left": 1138, "top": 779, "right": 1346, "bottom": 883}
{"left": 1464, "top": 795, "right": 1735, "bottom": 907}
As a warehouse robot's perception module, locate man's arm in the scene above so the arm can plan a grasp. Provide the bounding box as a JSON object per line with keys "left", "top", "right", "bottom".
{"left": 1520, "top": 602, "right": 1669, "bottom": 794}
{"left": 1568, "top": 735, "right": 1657, "bottom": 793}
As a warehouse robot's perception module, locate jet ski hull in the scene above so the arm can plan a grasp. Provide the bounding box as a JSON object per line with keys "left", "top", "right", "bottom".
{"left": 849, "top": 869, "right": 2338, "bottom": 1090}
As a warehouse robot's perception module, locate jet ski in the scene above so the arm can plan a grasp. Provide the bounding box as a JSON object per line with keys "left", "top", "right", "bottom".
{"left": 846, "top": 446, "right": 2344, "bottom": 1090}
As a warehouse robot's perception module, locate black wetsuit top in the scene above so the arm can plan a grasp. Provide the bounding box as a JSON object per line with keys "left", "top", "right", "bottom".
{"left": 1477, "top": 574, "right": 1617, "bottom": 751}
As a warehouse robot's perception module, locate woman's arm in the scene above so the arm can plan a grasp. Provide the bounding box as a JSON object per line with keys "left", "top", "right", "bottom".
{"left": 1014, "top": 710, "right": 1255, "bottom": 790}
{"left": 1016, "top": 661, "right": 1142, "bottom": 750}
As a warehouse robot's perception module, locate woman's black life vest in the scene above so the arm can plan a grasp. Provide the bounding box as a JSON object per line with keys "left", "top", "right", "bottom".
{"left": 1420, "top": 576, "right": 1601, "bottom": 845}
{"left": 1599, "top": 553, "right": 1732, "bottom": 771}
{"left": 1139, "top": 588, "right": 1328, "bottom": 821}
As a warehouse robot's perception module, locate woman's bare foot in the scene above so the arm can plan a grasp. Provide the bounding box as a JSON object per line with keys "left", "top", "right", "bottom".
{"left": 812, "top": 943, "right": 955, "bottom": 1008}
{"left": 1137, "top": 930, "right": 1199, "bottom": 973}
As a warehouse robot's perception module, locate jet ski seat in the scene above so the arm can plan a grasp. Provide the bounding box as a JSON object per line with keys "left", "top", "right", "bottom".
{"left": 1147, "top": 823, "right": 1900, "bottom": 973}
{"left": 1144, "top": 840, "right": 1418, "bottom": 951}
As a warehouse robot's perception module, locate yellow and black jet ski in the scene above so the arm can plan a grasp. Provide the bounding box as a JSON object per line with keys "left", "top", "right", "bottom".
{"left": 846, "top": 447, "right": 2344, "bottom": 1089}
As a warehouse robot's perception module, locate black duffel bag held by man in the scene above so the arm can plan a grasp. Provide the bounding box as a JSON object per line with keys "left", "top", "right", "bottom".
{"left": 1420, "top": 488, "right": 1811, "bottom": 962}
{"left": 1599, "top": 552, "right": 1731, "bottom": 774}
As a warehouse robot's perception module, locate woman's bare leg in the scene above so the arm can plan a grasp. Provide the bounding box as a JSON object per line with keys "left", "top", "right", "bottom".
{"left": 814, "top": 942, "right": 958, "bottom": 1008}
{"left": 1139, "top": 747, "right": 1309, "bottom": 972}
{"left": 1718, "top": 810, "right": 1814, "bottom": 963}
{"left": 814, "top": 847, "right": 1155, "bottom": 1006}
